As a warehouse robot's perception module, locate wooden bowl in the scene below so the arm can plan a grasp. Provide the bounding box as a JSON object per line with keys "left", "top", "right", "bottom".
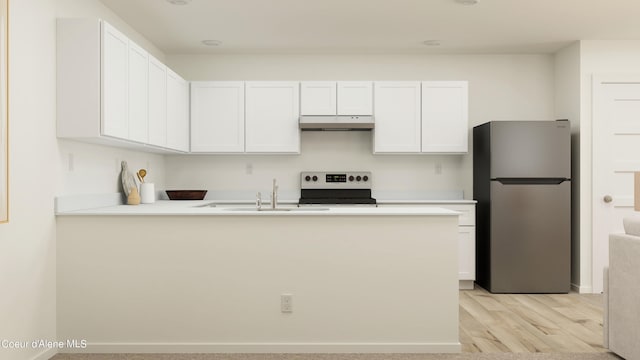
{"left": 165, "top": 190, "right": 208, "bottom": 200}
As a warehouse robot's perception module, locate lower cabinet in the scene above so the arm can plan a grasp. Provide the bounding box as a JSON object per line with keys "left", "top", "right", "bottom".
{"left": 379, "top": 202, "right": 476, "bottom": 289}
{"left": 457, "top": 226, "right": 476, "bottom": 289}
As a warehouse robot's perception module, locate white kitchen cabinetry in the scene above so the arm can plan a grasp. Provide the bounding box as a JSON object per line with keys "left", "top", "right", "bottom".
{"left": 147, "top": 55, "right": 167, "bottom": 148}
{"left": 378, "top": 202, "right": 476, "bottom": 289}
{"left": 338, "top": 82, "right": 373, "bottom": 115}
{"left": 127, "top": 41, "right": 149, "bottom": 143}
{"left": 372, "top": 81, "right": 468, "bottom": 154}
{"left": 57, "top": 19, "right": 188, "bottom": 152}
{"left": 166, "top": 69, "right": 190, "bottom": 152}
{"left": 190, "top": 82, "right": 245, "bottom": 153}
{"left": 421, "top": 81, "right": 469, "bottom": 153}
{"left": 373, "top": 82, "right": 422, "bottom": 153}
{"left": 300, "top": 82, "right": 337, "bottom": 115}
{"left": 301, "top": 81, "right": 373, "bottom": 116}
{"left": 245, "top": 82, "right": 300, "bottom": 153}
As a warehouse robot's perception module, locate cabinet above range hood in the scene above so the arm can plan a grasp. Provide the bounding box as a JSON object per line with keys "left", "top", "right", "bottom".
{"left": 299, "top": 115, "right": 374, "bottom": 131}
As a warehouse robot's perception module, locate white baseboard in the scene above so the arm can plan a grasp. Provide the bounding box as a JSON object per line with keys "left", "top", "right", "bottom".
{"left": 31, "top": 347, "right": 58, "bottom": 360}
{"left": 459, "top": 280, "right": 474, "bottom": 290}
{"left": 571, "top": 282, "right": 594, "bottom": 294}
{"left": 60, "top": 342, "right": 461, "bottom": 354}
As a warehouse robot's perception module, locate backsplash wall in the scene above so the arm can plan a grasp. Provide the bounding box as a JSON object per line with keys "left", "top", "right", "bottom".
{"left": 165, "top": 131, "right": 466, "bottom": 201}
{"left": 165, "top": 53, "right": 556, "bottom": 200}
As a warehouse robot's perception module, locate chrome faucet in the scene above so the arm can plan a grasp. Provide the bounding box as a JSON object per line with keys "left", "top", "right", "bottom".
{"left": 256, "top": 192, "right": 262, "bottom": 210}
{"left": 271, "top": 178, "right": 278, "bottom": 209}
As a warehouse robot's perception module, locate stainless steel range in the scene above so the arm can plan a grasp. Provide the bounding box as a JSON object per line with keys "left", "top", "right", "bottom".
{"left": 298, "top": 171, "right": 376, "bottom": 205}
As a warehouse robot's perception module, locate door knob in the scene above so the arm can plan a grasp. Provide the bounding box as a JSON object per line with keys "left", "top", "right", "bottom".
{"left": 604, "top": 195, "right": 613, "bottom": 203}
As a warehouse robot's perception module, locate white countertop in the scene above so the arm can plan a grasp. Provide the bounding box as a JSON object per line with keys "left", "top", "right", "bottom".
{"left": 56, "top": 200, "right": 460, "bottom": 216}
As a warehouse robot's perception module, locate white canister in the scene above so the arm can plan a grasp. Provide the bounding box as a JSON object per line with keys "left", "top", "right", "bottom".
{"left": 140, "top": 183, "right": 155, "bottom": 204}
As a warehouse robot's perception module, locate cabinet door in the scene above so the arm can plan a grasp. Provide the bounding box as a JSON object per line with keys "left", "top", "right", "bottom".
{"left": 148, "top": 55, "right": 167, "bottom": 148}
{"left": 167, "top": 69, "right": 190, "bottom": 152}
{"left": 245, "top": 82, "right": 300, "bottom": 153}
{"left": 300, "top": 81, "right": 336, "bottom": 115}
{"left": 373, "top": 82, "right": 421, "bottom": 153}
{"left": 101, "top": 22, "right": 129, "bottom": 139}
{"left": 337, "top": 81, "right": 373, "bottom": 115}
{"left": 191, "top": 82, "right": 245, "bottom": 153}
{"left": 127, "top": 42, "right": 148, "bottom": 143}
{"left": 458, "top": 226, "right": 476, "bottom": 281}
{"left": 421, "top": 81, "right": 468, "bottom": 153}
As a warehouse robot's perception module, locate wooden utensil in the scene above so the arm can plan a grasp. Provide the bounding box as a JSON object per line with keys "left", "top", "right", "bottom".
{"left": 137, "top": 169, "right": 147, "bottom": 183}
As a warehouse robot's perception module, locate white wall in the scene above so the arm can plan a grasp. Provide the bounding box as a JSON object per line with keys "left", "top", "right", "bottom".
{"left": 554, "top": 42, "right": 582, "bottom": 290}
{"left": 165, "top": 54, "right": 556, "bottom": 200}
{"left": 0, "top": 1, "right": 166, "bottom": 360}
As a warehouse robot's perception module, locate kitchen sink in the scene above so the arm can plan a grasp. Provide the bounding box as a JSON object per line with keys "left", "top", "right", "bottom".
{"left": 193, "top": 202, "right": 217, "bottom": 208}
{"left": 226, "top": 207, "right": 330, "bottom": 212}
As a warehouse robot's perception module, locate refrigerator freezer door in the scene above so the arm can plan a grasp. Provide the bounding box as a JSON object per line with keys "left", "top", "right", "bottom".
{"left": 489, "top": 180, "right": 571, "bottom": 293}
{"left": 490, "top": 121, "right": 571, "bottom": 179}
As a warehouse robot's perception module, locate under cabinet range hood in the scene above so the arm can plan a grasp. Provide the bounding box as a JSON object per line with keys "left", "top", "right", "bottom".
{"left": 299, "top": 115, "right": 374, "bottom": 131}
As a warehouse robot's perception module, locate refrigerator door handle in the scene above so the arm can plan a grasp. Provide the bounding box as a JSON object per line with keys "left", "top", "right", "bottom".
{"left": 493, "top": 178, "right": 570, "bottom": 185}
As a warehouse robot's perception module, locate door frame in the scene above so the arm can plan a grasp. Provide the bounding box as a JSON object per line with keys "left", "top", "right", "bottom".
{"left": 591, "top": 74, "right": 640, "bottom": 293}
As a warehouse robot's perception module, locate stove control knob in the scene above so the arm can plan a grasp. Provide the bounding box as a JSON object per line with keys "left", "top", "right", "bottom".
{"left": 363, "top": 175, "right": 369, "bottom": 182}
{"left": 305, "top": 175, "right": 311, "bottom": 181}
{"left": 356, "top": 176, "right": 362, "bottom": 182}
{"left": 349, "top": 176, "right": 355, "bottom": 182}
{"left": 312, "top": 175, "right": 318, "bottom": 182}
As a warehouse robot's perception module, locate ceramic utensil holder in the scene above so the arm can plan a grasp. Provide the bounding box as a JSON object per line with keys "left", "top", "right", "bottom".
{"left": 140, "top": 183, "right": 155, "bottom": 204}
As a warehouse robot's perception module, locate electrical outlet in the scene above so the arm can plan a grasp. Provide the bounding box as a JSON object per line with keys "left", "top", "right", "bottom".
{"left": 435, "top": 162, "right": 443, "bottom": 175}
{"left": 246, "top": 163, "right": 253, "bottom": 175}
{"left": 281, "top": 293, "right": 293, "bottom": 313}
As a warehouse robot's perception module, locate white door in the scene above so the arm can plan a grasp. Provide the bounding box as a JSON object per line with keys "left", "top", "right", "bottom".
{"left": 300, "top": 81, "right": 337, "bottom": 115}
{"left": 337, "top": 81, "right": 373, "bottom": 115}
{"left": 127, "top": 42, "right": 148, "bottom": 143}
{"left": 191, "top": 82, "right": 245, "bottom": 153}
{"left": 166, "top": 69, "right": 189, "bottom": 152}
{"left": 148, "top": 55, "right": 167, "bottom": 148}
{"left": 373, "top": 81, "right": 421, "bottom": 153}
{"left": 245, "top": 82, "right": 300, "bottom": 153}
{"left": 101, "top": 22, "right": 128, "bottom": 139}
{"left": 421, "top": 81, "right": 468, "bottom": 153}
{"left": 592, "top": 75, "right": 640, "bottom": 293}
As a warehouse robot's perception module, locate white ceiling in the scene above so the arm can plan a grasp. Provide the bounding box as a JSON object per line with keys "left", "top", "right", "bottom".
{"left": 99, "top": 0, "right": 640, "bottom": 54}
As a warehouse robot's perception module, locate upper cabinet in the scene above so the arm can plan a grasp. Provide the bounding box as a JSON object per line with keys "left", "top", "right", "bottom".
{"left": 166, "top": 69, "right": 190, "bottom": 153}
{"left": 421, "top": 81, "right": 469, "bottom": 153}
{"left": 190, "top": 81, "right": 245, "bottom": 153}
{"left": 100, "top": 22, "right": 129, "bottom": 140}
{"left": 301, "top": 81, "right": 373, "bottom": 116}
{"left": 127, "top": 41, "right": 149, "bottom": 144}
{"left": 300, "top": 82, "right": 337, "bottom": 115}
{"left": 372, "top": 81, "right": 469, "bottom": 154}
{"left": 57, "top": 19, "right": 189, "bottom": 152}
{"left": 338, "top": 81, "right": 373, "bottom": 115}
{"left": 147, "top": 55, "right": 167, "bottom": 148}
{"left": 245, "top": 82, "right": 300, "bottom": 153}
{"left": 373, "top": 82, "right": 422, "bottom": 153}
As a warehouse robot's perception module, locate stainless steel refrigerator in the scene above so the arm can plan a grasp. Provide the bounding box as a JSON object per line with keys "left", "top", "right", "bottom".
{"left": 473, "top": 120, "right": 571, "bottom": 293}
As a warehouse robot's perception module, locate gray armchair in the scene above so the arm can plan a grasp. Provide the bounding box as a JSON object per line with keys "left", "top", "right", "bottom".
{"left": 604, "top": 216, "right": 640, "bottom": 360}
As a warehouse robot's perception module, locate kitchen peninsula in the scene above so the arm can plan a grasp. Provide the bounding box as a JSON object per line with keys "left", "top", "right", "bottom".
{"left": 56, "top": 201, "right": 461, "bottom": 353}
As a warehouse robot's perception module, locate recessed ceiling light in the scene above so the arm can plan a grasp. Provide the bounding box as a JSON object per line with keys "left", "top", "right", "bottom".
{"left": 456, "top": 0, "right": 479, "bottom": 5}
{"left": 166, "top": 0, "right": 191, "bottom": 5}
{"left": 423, "top": 40, "right": 441, "bottom": 46}
{"left": 201, "top": 40, "right": 222, "bottom": 46}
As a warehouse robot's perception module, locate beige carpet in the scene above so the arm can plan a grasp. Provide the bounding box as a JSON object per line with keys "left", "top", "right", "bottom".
{"left": 51, "top": 353, "right": 622, "bottom": 360}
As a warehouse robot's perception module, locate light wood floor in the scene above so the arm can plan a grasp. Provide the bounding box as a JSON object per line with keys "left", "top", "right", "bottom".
{"left": 460, "top": 286, "right": 606, "bottom": 353}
